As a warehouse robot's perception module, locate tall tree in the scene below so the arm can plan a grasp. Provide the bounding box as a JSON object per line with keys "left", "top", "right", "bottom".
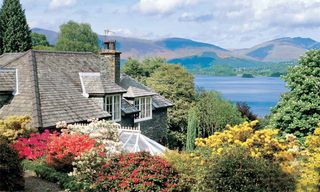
{"left": 270, "top": 50, "right": 320, "bottom": 138}
{"left": 0, "top": 6, "right": 3, "bottom": 54}
{"left": 55, "top": 21, "right": 99, "bottom": 53}
{"left": 31, "top": 32, "right": 49, "bottom": 47}
{"left": 195, "top": 90, "right": 243, "bottom": 137}
{"left": 0, "top": 0, "right": 32, "bottom": 53}
{"left": 186, "top": 107, "right": 198, "bottom": 151}
{"left": 146, "top": 64, "right": 195, "bottom": 148}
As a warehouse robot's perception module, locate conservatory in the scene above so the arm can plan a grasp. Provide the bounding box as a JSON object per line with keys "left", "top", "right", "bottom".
{"left": 119, "top": 127, "right": 167, "bottom": 155}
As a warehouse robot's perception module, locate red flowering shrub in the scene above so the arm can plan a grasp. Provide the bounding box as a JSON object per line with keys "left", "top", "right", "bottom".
{"left": 96, "top": 152, "right": 179, "bottom": 192}
{"left": 45, "top": 132, "right": 97, "bottom": 172}
{"left": 12, "top": 130, "right": 58, "bottom": 160}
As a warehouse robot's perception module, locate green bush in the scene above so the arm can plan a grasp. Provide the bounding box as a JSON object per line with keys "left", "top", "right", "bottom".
{"left": 0, "top": 137, "right": 24, "bottom": 191}
{"left": 207, "top": 147, "right": 295, "bottom": 192}
{"left": 166, "top": 147, "right": 295, "bottom": 192}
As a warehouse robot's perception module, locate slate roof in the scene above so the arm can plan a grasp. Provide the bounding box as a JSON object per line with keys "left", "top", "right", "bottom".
{"left": 0, "top": 50, "right": 125, "bottom": 128}
{"left": 0, "top": 69, "right": 16, "bottom": 92}
{"left": 120, "top": 74, "right": 173, "bottom": 109}
{"left": 0, "top": 50, "right": 172, "bottom": 128}
{"left": 123, "top": 86, "right": 156, "bottom": 98}
{"left": 122, "top": 99, "right": 140, "bottom": 114}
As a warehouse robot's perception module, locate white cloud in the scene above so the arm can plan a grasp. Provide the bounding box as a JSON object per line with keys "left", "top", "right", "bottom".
{"left": 133, "top": 0, "right": 199, "bottom": 15}
{"left": 49, "top": 0, "right": 76, "bottom": 10}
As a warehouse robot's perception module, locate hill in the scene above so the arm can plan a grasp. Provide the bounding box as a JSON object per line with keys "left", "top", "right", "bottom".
{"left": 31, "top": 28, "right": 319, "bottom": 76}
{"left": 232, "top": 37, "right": 319, "bottom": 62}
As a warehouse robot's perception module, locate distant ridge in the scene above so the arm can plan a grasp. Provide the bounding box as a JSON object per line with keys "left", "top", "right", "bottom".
{"left": 32, "top": 28, "right": 319, "bottom": 70}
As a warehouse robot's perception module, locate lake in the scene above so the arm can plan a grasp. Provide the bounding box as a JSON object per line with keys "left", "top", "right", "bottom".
{"left": 194, "top": 75, "right": 287, "bottom": 117}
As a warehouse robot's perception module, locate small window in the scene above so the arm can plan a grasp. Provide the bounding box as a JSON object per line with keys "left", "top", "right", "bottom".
{"left": 134, "top": 96, "right": 152, "bottom": 122}
{"left": 104, "top": 94, "right": 121, "bottom": 122}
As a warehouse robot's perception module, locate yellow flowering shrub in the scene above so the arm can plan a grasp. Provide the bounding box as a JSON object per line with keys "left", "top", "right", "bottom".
{"left": 0, "top": 116, "right": 32, "bottom": 141}
{"left": 195, "top": 121, "right": 300, "bottom": 173}
{"left": 296, "top": 127, "right": 320, "bottom": 192}
{"left": 165, "top": 150, "right": 218, "bottom": 192}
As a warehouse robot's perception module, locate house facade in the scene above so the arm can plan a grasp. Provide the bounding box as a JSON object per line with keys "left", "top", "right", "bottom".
{"left": 0, "top": 41, "right": 172, "bottom": 142}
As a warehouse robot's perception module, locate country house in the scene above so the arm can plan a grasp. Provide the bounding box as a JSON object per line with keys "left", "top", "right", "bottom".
{"left": 0, "top": 41, "right": 173, "bottom": 142}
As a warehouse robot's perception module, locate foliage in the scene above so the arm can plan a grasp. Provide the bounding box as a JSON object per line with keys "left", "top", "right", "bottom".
{"left": 195, "top": 121, "right": 301, "bottom": 173}
{"left": 195, "top": 91, "right": 243, "bottom": 137}
{"left": 31, "top": 32, "right": 49, "bottom": 47}
{"left": 147, "top": 64, "right": 195, "bottom": 148}
{"left": 122, "top": 57, "right": 165, "bottom": 83}
{"left": 186, "top": 107, "right": 198, "bottom": 151}
{"left": 207, "top": 147, "right": 295, "bottom": 192}
{"left": 68, "top": 147, "right": 108, "bottom": 191}
{"left": 0, "top": 116, "right": 32, "bottom": 141}
{"left": 164, "top": 150, "right": 207, "bottom": 191}
{"left": 270, "top": 50, "right": 320, "bottom": 138}
{"left": 297, "top": 127, "right": 320, "bottom": 191}
{"left": 96, "top": 152, "right": 179, "bottom": 192}
{"left": 0, "top": 0, "right": 32, "bottom": 54}
{"left": 236, "top": 102, "right": 258, "bottom": 121}
{"left": 13, "top": 130, "right": 59, "bottom": 160}
{"left": 0, "top": 137, "right": 24, "bottom": 191}
{"left": 32, "top": 45, "right": 55, "bottom": 51}
{"left": 55, "top": 20, "right": 99, "bottom": 53}
{"left": 45, "top": 132, "right": 97, "bottom": 172}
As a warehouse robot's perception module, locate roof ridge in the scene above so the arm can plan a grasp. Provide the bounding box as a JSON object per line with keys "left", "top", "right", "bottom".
{"left": 1, "top": 51, "right": 30, "bottom": 68}
{"left": 32, "top": 49, "right": 96, "bottom": 55}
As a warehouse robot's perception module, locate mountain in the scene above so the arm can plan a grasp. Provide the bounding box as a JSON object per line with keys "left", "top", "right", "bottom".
{"left": 233, "top": 37, "right": 319, "bottom": 62}
{"left": 32, "top": 28, "right": 231, "bottom": 60}
{"left": 31, "top": 28, "right": 320, "bottom": 72}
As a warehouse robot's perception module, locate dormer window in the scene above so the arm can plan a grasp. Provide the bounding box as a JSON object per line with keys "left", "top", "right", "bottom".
{"left": 134, "top": 96, "right": 152, "bottom": 122}
{"left": 104, "top": 94, "right": 121, "bottom": 122}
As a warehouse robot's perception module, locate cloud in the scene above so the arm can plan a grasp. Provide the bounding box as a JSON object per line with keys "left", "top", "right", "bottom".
{"left": 49, "top": 0, "right": 76, "bottom": 10}
{"left": 178, "top": 12, "right": 213, "bottom": 22}
{"left": 133, "top": 0, "right": 199, "bottom": 15}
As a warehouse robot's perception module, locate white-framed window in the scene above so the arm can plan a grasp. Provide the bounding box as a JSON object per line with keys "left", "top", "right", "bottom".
{"left": 134, "top": 96, "right": 152, "bottom": 122}
{"left": 104, "top": 94, "right": 121, "bottom": 122}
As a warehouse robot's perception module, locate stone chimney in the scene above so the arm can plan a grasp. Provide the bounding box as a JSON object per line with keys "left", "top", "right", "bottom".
{"left": 100, "top": 40, "right": 121, "bottom": 84}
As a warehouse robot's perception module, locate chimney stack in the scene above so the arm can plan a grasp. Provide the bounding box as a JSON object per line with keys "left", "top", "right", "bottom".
{"left": 100, "top": 40, "right": 121, "bottom": 84}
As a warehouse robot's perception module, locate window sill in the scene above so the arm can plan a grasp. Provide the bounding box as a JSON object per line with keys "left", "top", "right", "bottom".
{"left": 134, "top": 117, "right": 152, "bottom": 123}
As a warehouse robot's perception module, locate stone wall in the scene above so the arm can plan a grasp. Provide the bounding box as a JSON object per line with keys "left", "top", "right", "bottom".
{"left": 99, "top": 52, "right": 121, "bottom": 84}
{"left": 120, "top": 113, "right": 135, "bottom": 127}
{"left": 138, "top": 108, "right": 168, "bottom": 144}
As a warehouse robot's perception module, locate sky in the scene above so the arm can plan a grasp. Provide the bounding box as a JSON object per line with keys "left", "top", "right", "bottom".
{"left": 2, "top": 0, "right": 320, "bottom": 49}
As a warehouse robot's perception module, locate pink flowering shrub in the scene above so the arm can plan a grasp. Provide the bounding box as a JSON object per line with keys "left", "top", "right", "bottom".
{"left": 12, "top": 130, "right": 58, "bottom": 160}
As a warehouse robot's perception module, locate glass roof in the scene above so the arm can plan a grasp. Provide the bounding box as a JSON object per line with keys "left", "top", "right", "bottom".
{"left": 119, "top": 128, "right": 167, "bottom": 155}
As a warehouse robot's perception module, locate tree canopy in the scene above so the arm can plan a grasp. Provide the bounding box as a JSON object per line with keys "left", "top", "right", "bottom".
{"left": 55, "top": 21, "right": 99, "bottom": 53}
{"left": 0, "top": 0, "right": 32, "bottom": 54}
{"left": 31, "top": 32, "right": 49, "bottom": 47}
{"left": 195, "top": 90, "right": 243, "bottom": 137}
{"left": 270, "top": 50, "right": 320, "bottom": 137}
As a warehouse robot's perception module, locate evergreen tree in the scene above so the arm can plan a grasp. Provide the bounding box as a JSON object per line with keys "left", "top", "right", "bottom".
{"left": 0, "top": 0, "right": 32, "bottom": 53}
{"left": 186, "top": 107, "right": 198, "bottom": 151}
{"left": 270, "top": 50, "right": 320, "bottom": 138}
{"left": 0, "top": 6, "right": 3, "bottom": 54}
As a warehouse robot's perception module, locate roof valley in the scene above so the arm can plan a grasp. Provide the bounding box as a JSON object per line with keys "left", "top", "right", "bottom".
{"left": 29, "top": 51, "right": 43, "bottom": 128}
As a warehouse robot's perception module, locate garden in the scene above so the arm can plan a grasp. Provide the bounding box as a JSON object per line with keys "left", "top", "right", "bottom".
{"left": 1, "top": 115, "right": 320, "bottom": 192}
